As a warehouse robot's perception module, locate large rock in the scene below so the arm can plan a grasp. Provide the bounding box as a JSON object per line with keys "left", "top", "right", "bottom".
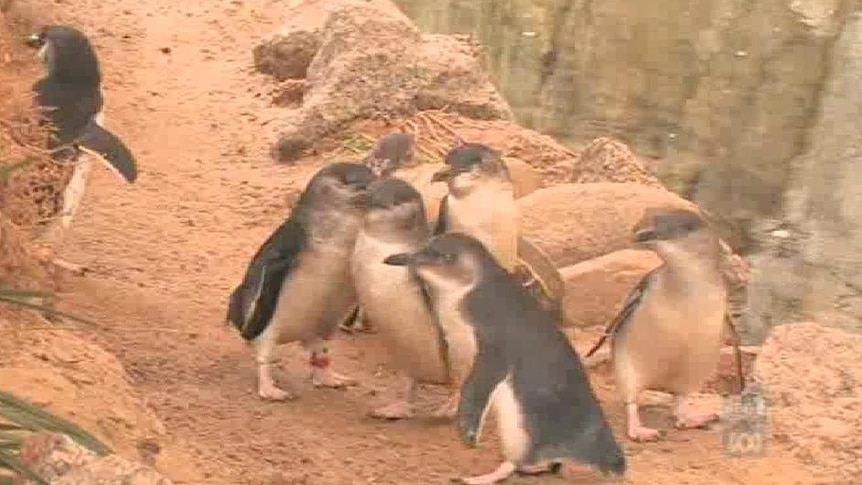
{"left": 517, "top": 182, "right": 694, "bottom": 267}
{"left": 752, "top": 322, "right": 862, "bottom": 483}
{"left": 559, "top": 248, "right": 660, "bottom": 328}
{"left": 267, "top": 0, "right": 512, "bottom": 162}
{"left": 15, "top": 433, "right": 174, "bottom": 485}
{"left": 570, "top": 137, "right": 663, "bottom": 188}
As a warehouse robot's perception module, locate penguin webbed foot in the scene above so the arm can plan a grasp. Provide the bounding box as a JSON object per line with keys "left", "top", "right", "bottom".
{"left": 515, "top": 461, "right": 563, "bottom": 477}
{"left": 450, "top": 462, "right": 516, "bottom": 485}
{"left": 674, "top": 396, "right": 720, "bottom": 431}
{"left": 257, "top": 361, "right": 297, "bottom": 401}
{"left": 369, "top": 399, "right": 416, "bottom": 420}
{"left": 627, "top": 425, "right": 664, "bottom": 442}
{"left": 310, "top": 367, "right": 357, "bottom": 389}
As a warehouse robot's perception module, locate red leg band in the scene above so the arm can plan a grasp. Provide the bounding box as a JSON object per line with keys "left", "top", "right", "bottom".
{"left": 310, "top": 353, "right": 331, "bottom": 368}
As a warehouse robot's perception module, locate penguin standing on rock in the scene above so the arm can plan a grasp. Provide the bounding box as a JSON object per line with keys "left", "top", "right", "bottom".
{"left": 24, "top": 25, "right": 137, "bottom": 272}
{"left": 226, "top": 162, "right": 376, "bottom": 401}
{"left": 585, "top": 207, "right": 728, "bottom": 442}
{"left": 384, "top": 233, "right": 626, "bottom": 485}
{"left": 351, "top": 177, "right": 458, "bottom": 419}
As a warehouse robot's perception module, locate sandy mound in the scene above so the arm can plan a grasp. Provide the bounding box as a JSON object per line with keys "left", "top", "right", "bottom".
{"left": 753, "top": 322, "right": 862, "bottom": 483}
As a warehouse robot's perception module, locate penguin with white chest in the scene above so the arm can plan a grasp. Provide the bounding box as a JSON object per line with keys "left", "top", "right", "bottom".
{"left": 385, "top": 233, "right": 627, "bottom": 484}
{"left": 351, "top": 177, "right": 459, "bottom": 419}
{"left": 226, "top": 162, "right": 376, "bottom": 401}
{"left": 586, "top": 207, "right": 728, "bottom": 441}
{"left": 24, "top": 25, "right": 137, "bottom": 274}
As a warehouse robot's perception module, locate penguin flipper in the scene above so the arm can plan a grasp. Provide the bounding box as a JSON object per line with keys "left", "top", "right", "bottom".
{"left": 227, "top": 218, "right": 307, "bottom": 340}
{"left": 585, "top": 266, "right": 661, "bottom": 357}
{"left": 457, "top": 346, "right": 507, "bottom": 447}
{"left": 75, "top": 120, "right": 137, "bottom": 183}
{"left": 432, "top": 196, "right": 449, "bottom": 236}
{"left": 410, "top": 270, "right": 452, "bottom": 381}
{"left": 516, "top": 235, "right": 565, "bottom": 313}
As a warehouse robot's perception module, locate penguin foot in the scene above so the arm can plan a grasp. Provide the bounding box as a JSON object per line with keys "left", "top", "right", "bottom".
{"left": 311, "top": 368, "right": 357, "bottom": 389}
{"left": 515, "top": 461, "right": 563, "bottom": 476}
{"left": 431, "top": 394, "right": 458, "bottom": 419}
{"left": 450, "top": 462, "right": 516, "bottom": 485}
{"left": 53, "top": 258, "right": 88, "bottom": 276}
{"left": 627, "top": 425, "right": 663, "bottom": 442}
{"left": 675, "top": 412, "right": 719, "bottom": 430}
{"left": 369, "top": 400, "right": 415, "bottom": 420}
{"left": 258, "top": 383, "right": 296, "bottom": 401}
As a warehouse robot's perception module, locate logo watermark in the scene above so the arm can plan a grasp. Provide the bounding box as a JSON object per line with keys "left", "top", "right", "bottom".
{"left": 721, "top": 381, "right": 768, "bottom": 457}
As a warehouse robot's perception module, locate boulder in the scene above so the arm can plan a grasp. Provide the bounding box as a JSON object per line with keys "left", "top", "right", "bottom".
{"left": 517, "top": 182, "right": 695, "bottom": 267}
{"left": 752, "top": 322, "right": 862, "bottom": 483}
{"left": 15, "top": 433, "right": 174, "bottom": 485}
{"left": 558, "top": 249, "right": 660, "bottom": 328}
{"left": 268, "top": 0, "right": 512, "bottom": 162}
{"left": 253, "top": 29, "right": 322, "bottom": 80}
{"left": 570, "top": 137, "right": 663, "bottom": 188}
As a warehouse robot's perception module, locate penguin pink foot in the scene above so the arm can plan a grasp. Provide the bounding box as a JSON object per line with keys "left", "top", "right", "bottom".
{"left": 309, "top": 352, "right": 357, "bottom": 388}
{"left": 626, "top": 403, "right": 663, "bottom": 442}
{"left": 257, "top": 362, "right": 296, "bottom": 401}
{"left": 674, "top": 397, "right": 719, "bottom": 430}
{"left": 370, "top": 400, "right": 415, "bottom": 420}
{"left": 451, "top": 462, "right": 516, "bottom": 485}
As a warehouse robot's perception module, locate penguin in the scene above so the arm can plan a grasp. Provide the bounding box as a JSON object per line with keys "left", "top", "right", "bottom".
{"left": 585, "top": 207, "right": 728, "bottom": 442}
{"left": 350, "top": 177, "right": 460, "bottom": 419}
{"left": 361, "top": 131, "right": 415, "bottom": 178}
{"left": 226, "top": 162, "right": 376, "bottom": 401}
{"left": 432, "top": 142, "right": 565, "bottom": 316}
{"left": 431, "top": 143, "right": 518, "bottom": 272}
{"left": 384, "top": 233, "right": 626, "bottom": 485}
{"left": 338, "top": 132, "right": 418, "bottom": 335}
{"left": 24, "top": 25, "right": 137, "bottom": 273}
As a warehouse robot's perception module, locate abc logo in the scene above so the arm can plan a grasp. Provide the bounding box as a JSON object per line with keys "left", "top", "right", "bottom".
{"left": 723, "top": 429, "right": 765, "bottom": 456}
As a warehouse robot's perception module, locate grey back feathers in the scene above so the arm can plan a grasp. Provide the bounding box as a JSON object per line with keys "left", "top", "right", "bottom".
{"left": 392, "top": 233, "right": 626, "bottom": 475}
{"left": 363, "top": 132, "right": 415, "bottom": 178}
{"left": 226, "top": 162, "right": 375, "bottom": 339}
{"left": 28, "top": 25, "right": 101, "bottom": 84}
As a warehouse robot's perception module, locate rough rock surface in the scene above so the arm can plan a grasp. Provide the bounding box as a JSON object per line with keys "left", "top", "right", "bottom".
{"left": 502, "top": 156, "right": 542, "bottom": 199}
{"left": 15, "top": 433, "right": 174, "bottom": 485}
{"left": 518, "top": 182, "right": 696, "bottom": 267}
{"left": 570, "top": 136, "right": 663, "bottom": 188}
{"left": 558, "top": 248, "right": 660, "bottom": 328}
{"left": 753, "top": 322, "right": 862, "bottom": 483}
{"left": 265, "top": 0, "right": 512, "bottom": 161}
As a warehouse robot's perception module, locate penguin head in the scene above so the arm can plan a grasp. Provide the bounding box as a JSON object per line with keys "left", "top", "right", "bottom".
{"left": 633, "top": 207, "right": 706, "bottom": 243}
{"left": 431, "top": 143, "right": 509, "bottom": 196}
{"left": 303, "top": 162, "right": 376, "bottom": 211}
{"left": 364, "top": 178, "right": 428, "bottom": 234}
{"left": 365, "top": 132, "right": 415, "bottom": 178}
{"left": 384, "top": 233, "right": 492, "bottom": 289}
{"left": 25, "top": 25, "right": 101, "bottom": 84}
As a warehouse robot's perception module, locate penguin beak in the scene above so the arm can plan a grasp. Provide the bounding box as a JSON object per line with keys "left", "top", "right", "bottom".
{"left": 24, "top": 33, "right": 44, "bottom": 48}
{"left": 383, "top": 253, "right": 412, "bottom": 266}
{"left": 431, "top": 168, "right": 451, "bottom": 183}
{"left": 634, "top": 227, "right": 657, "bottom": 243}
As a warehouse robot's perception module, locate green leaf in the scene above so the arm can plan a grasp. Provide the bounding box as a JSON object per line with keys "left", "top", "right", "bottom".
{"left": 0, "top": 450, "right": 48, "bottom": 485}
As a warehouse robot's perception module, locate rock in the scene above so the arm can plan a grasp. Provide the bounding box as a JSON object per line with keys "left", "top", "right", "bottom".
{"left": 752, "top": 322, "right": 862, "bottom": 483}
{"left": 269, "top": 0, "right": 512, "bottom": 162}
{"left": 15, "top": 433, "right": 174, "bottom": 485}
{"left": 254, "top": 30, "right": 322, "bottom": 80}
{"left": 570, "top": 137, "right": 663, "bottom": 188}
{"left": 502, "top": 157, "right": 542, "bottom": 199}
{"left": 558, "top": 249, "right": 660, "bottom": 328}
{"left": 517, "top": 182, "right": 695, "bottom": 267}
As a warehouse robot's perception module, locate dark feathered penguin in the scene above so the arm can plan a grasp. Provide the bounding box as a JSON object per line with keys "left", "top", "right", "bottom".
{"left": 351, "top": 177, "right": 461, "bottom": 419}
{"left": 24, "top": 25, "right": 137, "bottom": 274}
{"left": 586, "top": 207, "right": 728, "bottom": 442}
{"left": 226, "top": 162, "right": 376, "bottom": 400}
{"left": 385, "top": 233, "right": 626, "bottom": 484}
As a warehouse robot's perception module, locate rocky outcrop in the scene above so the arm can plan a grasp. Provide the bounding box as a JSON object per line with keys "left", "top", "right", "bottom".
{"left": 256, "top": 0, "right": 512, "bottom": 162}
{"left": 15, "top": 433, "right": 174, "bottom": 485}
{"left": 753, "top": 322, "right": 862, "bottom": 483}
{"left": 570, "top": 137, "right": 663, "bottom": 188}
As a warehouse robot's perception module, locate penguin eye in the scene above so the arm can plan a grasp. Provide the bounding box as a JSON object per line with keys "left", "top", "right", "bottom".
{"left": 441, "top": 253, "right": 457, "bottom": 264}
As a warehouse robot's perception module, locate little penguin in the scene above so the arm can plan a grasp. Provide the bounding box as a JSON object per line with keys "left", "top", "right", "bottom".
{"left": 585, "top": 207, "right": 728, "bottom": 442}
{"left": 384, "top": 233, "right": 627, "bottom": 484}
{"left": 361, "top": 132, "right": 415, "bottom": 178}
{"left": 226, "top": 162, "right": 376, "bottom": 401}
{"left": 431, "top": 143, "right": 519, "bottom": 272}
{"left": 25, "top": 25, "right": 137, "bottom": 272}
{"left": 350, "top": 177, "right": 459, "bottom": 420}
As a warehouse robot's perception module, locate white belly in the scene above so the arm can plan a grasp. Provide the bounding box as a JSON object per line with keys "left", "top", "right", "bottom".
{"left": 491, "top": 377, "right": 530, "bottom": 463}
{"left": 447, "top": 189, "right": 518, "bottom": 271}
{"left": 263, "top": 247, "right": 357, "bottom": 345}
{"left": 352, "top": 232, "right": 449, "bottom": 383}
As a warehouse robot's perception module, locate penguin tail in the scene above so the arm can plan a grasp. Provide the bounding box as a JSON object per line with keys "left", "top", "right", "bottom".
{"left": 75, "top": 120, "right": 138, "bottom": 183}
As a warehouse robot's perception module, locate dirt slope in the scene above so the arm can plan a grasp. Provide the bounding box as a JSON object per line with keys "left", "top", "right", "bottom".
{"left": 6, "top": 0, "right": 823, "bottom": 483}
